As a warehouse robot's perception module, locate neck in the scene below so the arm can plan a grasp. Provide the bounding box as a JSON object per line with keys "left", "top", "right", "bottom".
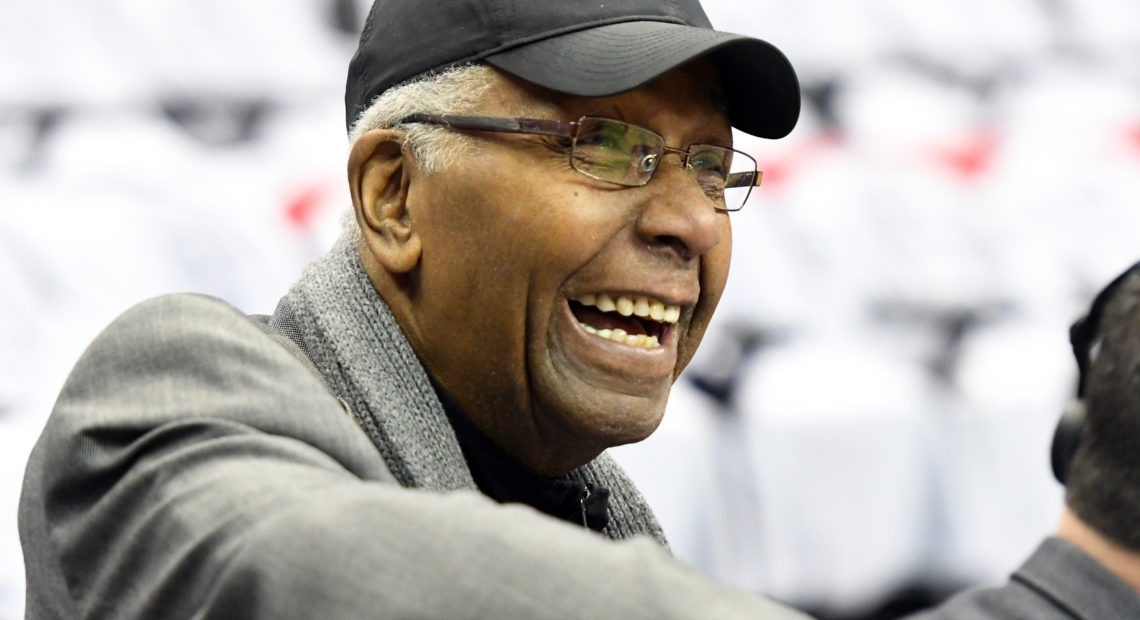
{"left": 1058, "top": 507, "right": 1140, "bottom": 592}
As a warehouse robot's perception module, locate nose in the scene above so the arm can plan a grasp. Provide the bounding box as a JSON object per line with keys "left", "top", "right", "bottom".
{"left": 635, "top": 154, "right": 728, "bottom": 262}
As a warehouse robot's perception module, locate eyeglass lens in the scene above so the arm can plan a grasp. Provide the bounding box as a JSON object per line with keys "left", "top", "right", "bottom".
{"left": 569, "top": 117, "right": 758, "bottom": 211}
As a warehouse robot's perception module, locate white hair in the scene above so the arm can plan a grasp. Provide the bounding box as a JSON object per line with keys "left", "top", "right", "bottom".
{"left": 348, "top": 63, "right": 499, "bottom": 173}
{"left": 342, "top": 64, "right": 499, "bottom": 239}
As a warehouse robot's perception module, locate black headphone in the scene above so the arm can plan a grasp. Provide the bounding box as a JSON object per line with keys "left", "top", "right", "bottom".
{"left": 1051, "top": 261, "right": 1140, "bottom": 484}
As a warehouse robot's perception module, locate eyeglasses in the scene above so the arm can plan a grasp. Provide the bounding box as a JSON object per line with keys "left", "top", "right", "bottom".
{"left": 399, "top": 114, "right": 762, "bottom": 212}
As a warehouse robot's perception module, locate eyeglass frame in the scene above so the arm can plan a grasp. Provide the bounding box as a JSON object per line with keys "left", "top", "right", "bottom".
{"left": 397, "top": 113, "right": 763, "bottom": 212}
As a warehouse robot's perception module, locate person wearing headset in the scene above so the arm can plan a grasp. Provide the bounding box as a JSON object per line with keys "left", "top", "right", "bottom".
{"left": 915, "top": 261, "right": 1140, "bottom": 618}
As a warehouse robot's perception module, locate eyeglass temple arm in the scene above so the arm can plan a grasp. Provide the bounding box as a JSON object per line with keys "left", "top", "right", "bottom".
{"left": 400, "top": 113, "right": 575, "bottom": 138}
{"left": 725, "top": 169, "right": 763, "bottom": 189}
{"left": 402, "top": 113, "right": 763, "bottom": 189}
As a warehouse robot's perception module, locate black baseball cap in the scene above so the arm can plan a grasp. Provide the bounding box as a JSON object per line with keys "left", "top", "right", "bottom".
{"left": 345, "top": 0, "right": 800, "bottom": 139}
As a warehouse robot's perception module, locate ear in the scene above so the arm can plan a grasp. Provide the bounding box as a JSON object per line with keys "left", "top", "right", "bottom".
{"left": 348, "top": 129, "right": 422, "bottom": 274}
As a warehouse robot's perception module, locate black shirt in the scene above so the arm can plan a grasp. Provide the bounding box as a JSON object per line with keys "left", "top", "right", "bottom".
{"left": 433, "top": 383, "right": 611, "bottom": 532}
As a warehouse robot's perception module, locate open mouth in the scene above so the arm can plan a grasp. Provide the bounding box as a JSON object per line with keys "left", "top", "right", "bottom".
{"left": 569, "top": 293, "right": 681, "bottom": 349}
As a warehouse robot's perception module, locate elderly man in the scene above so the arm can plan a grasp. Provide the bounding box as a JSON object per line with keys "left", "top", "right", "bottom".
{"left": 19, "top": 1, "right": 808, "bottom": 618}
{"left": 17, "top": 0, "right": 1140, "bottom": 618}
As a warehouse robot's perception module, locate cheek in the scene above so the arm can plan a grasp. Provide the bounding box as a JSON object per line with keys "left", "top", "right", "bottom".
{"left": 696, "top": 217, "right": 733, "bottom": 308}
{"left": 416, "top": 172, "right": 536, "bottom": 275}
{"left": 707, "top": 222, "right": 733, "bottom": 298}
{"left": 410, "top": 179, "right": 530, "bottom": 346}
{"left": 509, "top": 185, "right": 624, "bottom": 281}
{"left": 676, "top": 224, "right": 732, "bottom": 375}
{"left": 420, "top": 175, "right": 592, "bottom": 334}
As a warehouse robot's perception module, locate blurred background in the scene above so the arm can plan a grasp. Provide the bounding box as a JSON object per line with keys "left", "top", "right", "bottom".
{"left": 2, "top": 1, "right": 1139, "bottom": 618}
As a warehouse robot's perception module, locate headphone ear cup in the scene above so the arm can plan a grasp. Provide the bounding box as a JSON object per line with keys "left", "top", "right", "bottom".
{"left": 1051, "top": 400, "right": 1087, "bottom": 485}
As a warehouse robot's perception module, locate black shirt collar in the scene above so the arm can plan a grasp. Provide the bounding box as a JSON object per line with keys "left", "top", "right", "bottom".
{"left": 433, "top": 381, "right": 610, "bottom": 532}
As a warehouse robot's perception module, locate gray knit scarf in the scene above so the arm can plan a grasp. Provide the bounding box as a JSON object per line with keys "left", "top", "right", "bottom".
{"left": 269, "top": 235, "right": 667, "bottom": 545}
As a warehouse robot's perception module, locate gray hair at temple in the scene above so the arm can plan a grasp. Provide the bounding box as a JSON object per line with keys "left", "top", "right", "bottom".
{"left": 348, "top": 64, "right": 498, "bottom": 174}
{"left": 342, "top": 64, "right": 497, "bottom": 237}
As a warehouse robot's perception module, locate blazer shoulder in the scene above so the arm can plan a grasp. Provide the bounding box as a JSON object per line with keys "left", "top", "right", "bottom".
{"left": 74, "top": 292, "right": 298, "bottom": 377}
{"left": 41, "top": 291, "right": 392, "bottom": 480}
{"left": 106, "top": 292, "right": 263, "bottom": 337}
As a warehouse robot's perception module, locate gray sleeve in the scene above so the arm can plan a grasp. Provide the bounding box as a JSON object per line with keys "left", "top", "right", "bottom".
{"left": 905, "top": 538, "right": 1140, "bottom": 620}
{"left": 20, "top": 294, "right": 810, "bottom": 620}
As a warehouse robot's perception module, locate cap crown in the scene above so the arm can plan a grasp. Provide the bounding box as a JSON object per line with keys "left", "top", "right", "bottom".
{"left": 346, "top": 0, "right": 713, "bottom": 129}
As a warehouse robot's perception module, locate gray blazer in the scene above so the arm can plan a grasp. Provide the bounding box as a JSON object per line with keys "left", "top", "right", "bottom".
{"left": 19, "top": 288, "right": 810, "bottom": 619}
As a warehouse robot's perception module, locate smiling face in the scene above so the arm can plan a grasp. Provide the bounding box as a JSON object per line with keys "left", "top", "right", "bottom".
{"left": 355, "top": 63, "right": 733, "bottom": 474}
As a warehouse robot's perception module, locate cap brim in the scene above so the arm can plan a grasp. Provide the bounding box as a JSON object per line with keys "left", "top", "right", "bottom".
{"left": 484, "top": 21, "right": 800, "bottom": 139}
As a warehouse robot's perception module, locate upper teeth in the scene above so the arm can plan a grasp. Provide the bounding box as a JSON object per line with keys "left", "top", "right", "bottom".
{"left": 574, "top": 294, "right": 681, "bottom": 324}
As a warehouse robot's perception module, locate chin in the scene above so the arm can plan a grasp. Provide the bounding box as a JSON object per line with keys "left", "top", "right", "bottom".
{"left": 569, "top": 393, "right": 668, "bottom": 450}
{"left": 604, "top": 423, "right": 660, "bottom": 449}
